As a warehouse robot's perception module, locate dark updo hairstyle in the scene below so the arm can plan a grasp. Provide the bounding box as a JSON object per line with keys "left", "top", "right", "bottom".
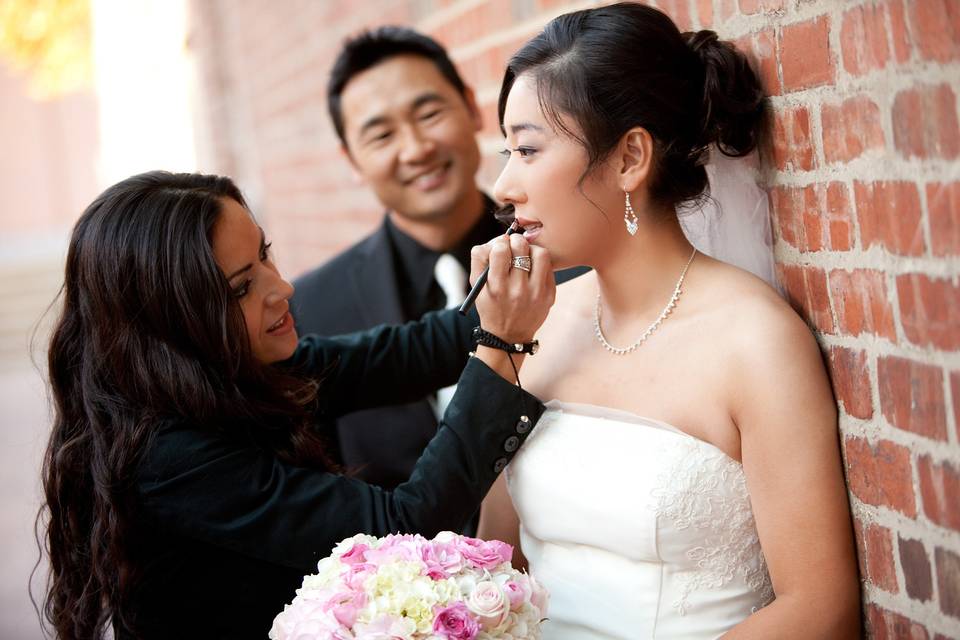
{"left": 498, "top": 2, "right": 766, "bottom": 210}
{"left": 40, "top": 172, "right": 331, "bottom": 639}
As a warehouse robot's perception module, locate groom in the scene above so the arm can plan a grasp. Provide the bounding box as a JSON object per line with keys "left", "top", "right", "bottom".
{"left": 291, "top": 27, "right": 583, "bottom": 494}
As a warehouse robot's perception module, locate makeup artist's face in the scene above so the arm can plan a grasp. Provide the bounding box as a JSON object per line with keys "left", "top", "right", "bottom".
{"left": 494, "top": 74, "right": 620, "bottom": 269}
{"left": 212, "top": 198, "right": 298, "bottom": 364}
{"left": 340, "top": 55, "right": 483, "bottom": 222}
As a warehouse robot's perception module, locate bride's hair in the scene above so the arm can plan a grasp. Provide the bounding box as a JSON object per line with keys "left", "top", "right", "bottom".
{"left": 498, "top": 2, "right": 766, "bottom": 210}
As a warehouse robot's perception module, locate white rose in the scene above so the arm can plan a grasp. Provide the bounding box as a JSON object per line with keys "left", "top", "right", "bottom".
{"left": 466, "top": 580, "right": 510, "bottom": 631}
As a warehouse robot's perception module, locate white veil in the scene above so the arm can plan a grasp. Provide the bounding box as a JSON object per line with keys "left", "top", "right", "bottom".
{"left": 678, "top": 148, "right": 781, "bottom": 293}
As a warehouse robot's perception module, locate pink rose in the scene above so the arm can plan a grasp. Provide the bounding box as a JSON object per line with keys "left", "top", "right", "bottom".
{"left": 502, "top": 580, "right": 531, "bottom": 611}
{"left": 421, "top": 541, "right": 465, "bottom": 580}
{"left": 432, "top": 602, "right": 480, "bottom": 640}
{"left": 365, "top": 539, "right": 415, "bottom": 566}
{"left": 465, "top": 580, "right": 510, "bottom": 630}
{"left": 324, "top": 590, "right": 366, "bottom": 628}
{"left": 455, "top": 537, "right": 513, "bottom": 570}
{"left": 529, "top": 575, "right": 549, "bottom": 617}
{"left": 340, "top": 543, "right": 369, "bottom": 565}
{"left": 342, "top": 562, "right": 375, "bottom": 590}
{"left": 269, "top": 599, "right": 352, "bottom": 640}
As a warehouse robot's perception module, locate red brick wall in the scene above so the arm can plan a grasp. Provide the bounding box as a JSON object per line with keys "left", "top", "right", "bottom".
{"left": 187, "top": 2, "right": 960, "bottom": 636}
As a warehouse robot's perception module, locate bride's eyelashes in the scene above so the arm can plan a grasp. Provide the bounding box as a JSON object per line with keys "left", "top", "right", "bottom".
{"left": 499, "top": 146, "right": 538, "bottom": 158}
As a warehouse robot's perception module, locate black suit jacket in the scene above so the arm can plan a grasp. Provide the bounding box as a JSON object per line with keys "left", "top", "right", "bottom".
{"left": 122, "top": 309, "right": 543, "bottom": 639}
{"left": 292, "top": 215, "right": 587, "bottom": 489}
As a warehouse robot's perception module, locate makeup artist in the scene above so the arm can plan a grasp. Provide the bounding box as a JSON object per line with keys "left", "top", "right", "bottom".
{"left": 39, "top": 171, "right": 555, "bottom": 640}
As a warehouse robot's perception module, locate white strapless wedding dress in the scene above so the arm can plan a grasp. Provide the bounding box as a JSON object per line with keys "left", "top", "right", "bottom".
{"left": 507, "top": 401, "right": 774, "bottom": 639}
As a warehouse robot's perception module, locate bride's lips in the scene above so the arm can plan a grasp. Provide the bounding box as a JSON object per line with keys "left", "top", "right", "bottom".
{"left": 266, "top": 310, "right": 294, "bottom": 336}
{"left": 514, "top": 216, "right": 543, "bottom": 242}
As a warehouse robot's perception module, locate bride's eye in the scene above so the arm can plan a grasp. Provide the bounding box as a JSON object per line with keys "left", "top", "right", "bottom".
{"left": 499, "top": 146, "right": 538, "bottom": 158}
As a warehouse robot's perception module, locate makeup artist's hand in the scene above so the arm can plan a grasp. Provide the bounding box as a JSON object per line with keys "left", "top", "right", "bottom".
{"left": 470, "top": 232, "right": 555, "bottom": 345}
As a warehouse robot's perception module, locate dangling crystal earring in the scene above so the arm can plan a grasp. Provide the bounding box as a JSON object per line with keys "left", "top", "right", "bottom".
{"left": 624, "top": 191, "right": 639, "bottom": 236}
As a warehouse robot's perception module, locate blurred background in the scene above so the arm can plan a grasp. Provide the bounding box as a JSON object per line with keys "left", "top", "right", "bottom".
{"left": 2, "top": 0, "right": 958, "bottom": 638}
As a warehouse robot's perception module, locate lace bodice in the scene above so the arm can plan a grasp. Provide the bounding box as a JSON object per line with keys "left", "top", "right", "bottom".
{"left": 507, "top": 401, "right": 773, "bottom": 639}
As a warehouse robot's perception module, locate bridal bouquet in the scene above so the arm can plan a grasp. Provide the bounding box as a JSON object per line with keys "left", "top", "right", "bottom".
{"left": 269, "top": 531, "right": 548, "bottom": 640}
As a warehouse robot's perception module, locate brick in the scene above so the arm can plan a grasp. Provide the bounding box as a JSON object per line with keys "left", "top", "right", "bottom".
{"left": 866, "top": 604, "right": 930, "bottom": 640}
{"left": 897, "top": 274, "right": 960, "bottom": 351}
{"left": 772, "top": 106, "right": 816, "bottom": 171}
{"left": 899, "top": 535, "right": 933, "bottom": 602}
{"left": 840, "top": 2, "right": 891, "bottom": 75}
{"left": 772, "top": 183, "right": 853, "bottom": 252}
{"left": 780, "top": 15, "right": 835, "bottom": 91}
{"left": 657, "top": 0, "right": 693, "bottom": 31}
{"left": 928, "top": 182, "right": 960, "bottom": 256}
{"left": 911, "top": 0, "right": 960, "bottom": 63}
{"left": 889, "top": 0, "right": 912, "bottom": 63}
{"left": 828, "top": 346, "right": 873, "bottom": 420}
{"left": 918, "top": 456, "right": 960, "bottom": 532}
{"left": 844, "top": 436, "right": 916, "bottom": 517}
{"left": 735, "top": 29, "right": 780, "bottom": 96}
{"left": 829, "top": 270, "right": 897, "bottom": 341}
{"left": 696, "top": 0, "right": 713, "bottom": 28}
{"left": 718, "top": 0, "right": 737, "bottom": 23}
{"left": 952, "top": 371, "right": 960, "bottom": 442}
{"left": 855, "top": 181, "right": 925, "bottom": 256}
{"left": 892, "top": 84, "right": 960, "bottom": 160}
{"left": 821, "top": 95, "right": 885, "bottom": 164}
{"left": 878, "top": 356, "right": 948, "bottom": 441}
{"left": 738, "top": 0, "right": 784, "bottom": 14}
{"left": 936, "top": 547, "right": 960, "bottom": 619}
{"left": 777, "top": 264, "right": 834, "bottom": 334}
{"left": 854, "top": 521, "right": 899, "bottom": 593}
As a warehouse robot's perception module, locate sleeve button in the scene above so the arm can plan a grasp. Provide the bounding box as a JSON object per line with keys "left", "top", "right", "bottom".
{"left": 515, "top": 415, "right": 531, "bottom": 434}
{"left": 503, "top": 435, "right": 520, "bottom": 452}
{"left": 493, "top": 457, "right": 508, "bottom": 473}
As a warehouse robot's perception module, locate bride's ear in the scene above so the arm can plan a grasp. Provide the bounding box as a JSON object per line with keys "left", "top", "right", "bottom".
{"left": 617, "top": 127, "right": 654, "bottom": 193}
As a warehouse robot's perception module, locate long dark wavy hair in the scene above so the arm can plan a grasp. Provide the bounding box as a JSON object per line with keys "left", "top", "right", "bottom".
{"left": 39, "top": 171, "right": 331, "bottom": 639}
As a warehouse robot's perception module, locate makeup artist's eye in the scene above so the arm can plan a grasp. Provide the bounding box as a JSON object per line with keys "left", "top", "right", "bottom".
{"left": 260, "top": 242, "right": 273, "bottom": 262}
{"left": 232, "top": 279, "right": 252, "bottom": 299}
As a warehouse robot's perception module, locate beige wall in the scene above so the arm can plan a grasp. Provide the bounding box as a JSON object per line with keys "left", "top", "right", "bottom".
{"left": 0, "top": 61, "right": 98, "bottom": 253}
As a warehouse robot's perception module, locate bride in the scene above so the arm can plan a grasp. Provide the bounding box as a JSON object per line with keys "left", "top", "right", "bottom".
{"left": 477, "top": 4, "right": 860, "bottom": 638}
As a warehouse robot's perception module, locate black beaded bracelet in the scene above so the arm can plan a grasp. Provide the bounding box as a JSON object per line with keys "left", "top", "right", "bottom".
{"left": 472, "top": 326, "right": 539, "bottom": 355}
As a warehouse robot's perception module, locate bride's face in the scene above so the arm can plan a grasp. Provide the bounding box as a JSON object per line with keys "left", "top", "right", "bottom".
{"left": 494, "top": 74, "right": 620, "bottom": 269}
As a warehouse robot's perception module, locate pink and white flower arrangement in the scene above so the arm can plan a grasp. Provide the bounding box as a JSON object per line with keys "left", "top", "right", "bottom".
{"left": 269, "top": 531, "right": 548, "bottom": 640}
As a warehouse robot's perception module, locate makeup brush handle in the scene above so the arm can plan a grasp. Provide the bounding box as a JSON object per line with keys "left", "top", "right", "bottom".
{"left": 458, "top": 267, "right": 489, "bottom": 315}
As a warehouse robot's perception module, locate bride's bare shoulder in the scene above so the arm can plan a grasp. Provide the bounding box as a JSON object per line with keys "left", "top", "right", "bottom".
{"left": 692, "top": 256, "right": 819, "bottom": 364}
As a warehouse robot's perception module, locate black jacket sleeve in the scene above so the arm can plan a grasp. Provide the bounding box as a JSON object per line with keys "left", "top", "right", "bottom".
{"left": 136, "top": 356, "right": 543, "bottom": 573}
{"left": 285, "top": 307, "right": 477, "bottom": 417}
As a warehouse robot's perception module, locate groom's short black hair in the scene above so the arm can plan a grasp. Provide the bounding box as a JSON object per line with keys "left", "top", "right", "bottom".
{"left": 327, "top": 26, "right": 468, "bottom": 148}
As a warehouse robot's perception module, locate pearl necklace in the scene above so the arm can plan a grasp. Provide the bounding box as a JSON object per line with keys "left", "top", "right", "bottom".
{"left": 593, "top": 248, "right": 698, "bottom": 355}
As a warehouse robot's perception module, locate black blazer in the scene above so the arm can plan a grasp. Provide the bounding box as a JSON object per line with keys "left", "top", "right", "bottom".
{"left": 292, "top": 216, "right": 587, "bottom": 488}
{"left": 122, "top": 309, "right": 543, "bottom": 639}
{"left": 292, "top": 218, "right": 435, "bottom": 488}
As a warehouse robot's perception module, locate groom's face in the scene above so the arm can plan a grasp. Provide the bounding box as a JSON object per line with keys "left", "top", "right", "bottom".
{"left": 339, "top": 55, "right": 483, "bottom": 224}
